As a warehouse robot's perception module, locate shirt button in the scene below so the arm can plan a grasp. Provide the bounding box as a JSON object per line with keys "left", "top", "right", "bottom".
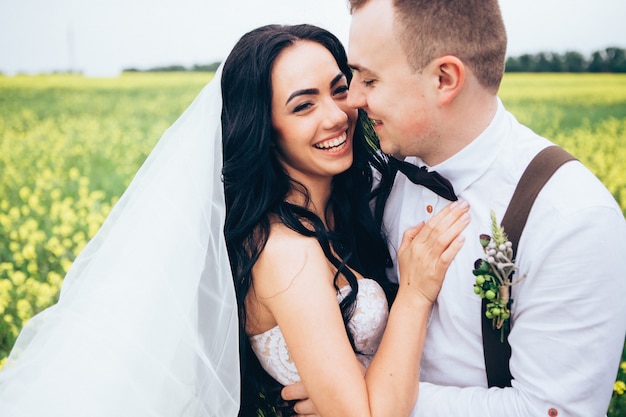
{"left": 426, "top": 205, "right": 433, "bottom": 213}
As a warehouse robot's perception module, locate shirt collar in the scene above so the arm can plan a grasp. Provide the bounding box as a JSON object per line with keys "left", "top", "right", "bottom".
{"left": 408, "top": 98, "right": 508, "bottom": 196}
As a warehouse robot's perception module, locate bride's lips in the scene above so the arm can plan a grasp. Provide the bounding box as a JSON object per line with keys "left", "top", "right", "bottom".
{"left": 313, "top": 131, "right": 348, "bottom": 152}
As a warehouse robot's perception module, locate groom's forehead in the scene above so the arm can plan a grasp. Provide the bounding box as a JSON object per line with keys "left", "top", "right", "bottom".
{"left": 347, "top": 0, "right": 395, "bottom": 54}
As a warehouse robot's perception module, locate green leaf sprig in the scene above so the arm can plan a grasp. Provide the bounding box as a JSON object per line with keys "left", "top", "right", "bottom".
{"left": 472, "top": 210, "right": 523, "bottom": 338}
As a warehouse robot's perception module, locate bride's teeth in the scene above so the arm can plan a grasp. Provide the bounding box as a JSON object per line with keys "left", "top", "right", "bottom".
{"left": 315, "top": 132, "right": 347, "bottom": 149}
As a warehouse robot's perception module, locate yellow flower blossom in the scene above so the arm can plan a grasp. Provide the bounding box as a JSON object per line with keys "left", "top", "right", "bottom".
{"left": 11, "top": 271, "right": 27, "bottom": 286}
{"left": 50, "top": 188, "right": 62, "bottom": 200}
{"left": 0, "top": 263, "right": 14, "bottom": 274}
{"left": 16, "top": 299, "right": 33, "bottom": 322}
{"left": 46, "top": 271, "right": 63, "bottom": 292}
{"left": 9, "top": 241, "right": 20, "bottom": 253}
{"left": 18, "top": 186, "right": 30, "bottom": 201}
{"left": 26, "top": 260, "right": 38, "bottom": 275}
{"left": 60, "top": 258, "right": 73, "bottom": 274}
{"left": 45, "top": 236, "right": 65, "bottom": 257}
{"left": 69, "top": 167, "right": 80, "bottom": 180}
{"left": 615, "top": 380, "right": 626, "bottom": 395}
{"left": 22, "top": 243, "right": 37, "bottom": 261}
{"left": 13, "top": 252, "right": 24, "bottom": 267}
{"left": 8, "top": 207, "right": 20, "bottom": 220}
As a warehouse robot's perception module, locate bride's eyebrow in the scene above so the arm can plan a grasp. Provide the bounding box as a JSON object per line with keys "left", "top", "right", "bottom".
{"left": 330, "top": 73, "right": 345, "bottom": 87}
{"left": 285, "top": 72, "right": 345, "bottom": 105}
{"left": 286, "top": 88, "right": 318, "bottom": 105}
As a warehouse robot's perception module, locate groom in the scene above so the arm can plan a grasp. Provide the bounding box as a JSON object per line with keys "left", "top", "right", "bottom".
{"left": 283, "top": 0, "right": 626, "bottom": 415}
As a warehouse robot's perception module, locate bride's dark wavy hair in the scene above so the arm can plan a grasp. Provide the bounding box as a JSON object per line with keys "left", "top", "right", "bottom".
{"left": 221, "top": 24, "right": 395, "bottom": 416}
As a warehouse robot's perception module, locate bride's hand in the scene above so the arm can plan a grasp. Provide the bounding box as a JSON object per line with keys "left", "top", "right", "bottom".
{"left": 397, "top": 200, "right": 470, "bottom": 303}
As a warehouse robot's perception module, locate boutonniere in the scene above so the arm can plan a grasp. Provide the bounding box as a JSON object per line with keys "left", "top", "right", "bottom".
{"left": 472, "top": 210, "right": 522, "bottom": 339}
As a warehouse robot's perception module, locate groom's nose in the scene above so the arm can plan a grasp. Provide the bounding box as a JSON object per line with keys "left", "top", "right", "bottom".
{"left": 347, "top": 81, "right": 367, "bottom": 110}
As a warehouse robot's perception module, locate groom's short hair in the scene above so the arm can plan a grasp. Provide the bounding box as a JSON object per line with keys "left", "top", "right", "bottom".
{"left": 348, "top": 0, "right": 508, "bottom": 93}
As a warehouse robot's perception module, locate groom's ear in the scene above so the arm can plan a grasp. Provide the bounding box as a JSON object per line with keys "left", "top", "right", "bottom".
{"left": 432, "top": 55, "right": 465, "bottom": 105}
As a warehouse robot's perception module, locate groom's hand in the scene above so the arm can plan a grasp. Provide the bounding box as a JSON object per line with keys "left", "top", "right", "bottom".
{"left": 281, "top": 382, "right": 319, "bottom": 416}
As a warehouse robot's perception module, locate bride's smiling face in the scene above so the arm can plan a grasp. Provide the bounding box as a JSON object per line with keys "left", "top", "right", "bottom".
{"left": 270, "top": 40, "right": 357, "bottom": 185}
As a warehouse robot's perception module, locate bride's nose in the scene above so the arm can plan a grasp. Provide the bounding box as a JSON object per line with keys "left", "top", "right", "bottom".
{"left": 322, "top": 99, "right": 349, "bottom": 129}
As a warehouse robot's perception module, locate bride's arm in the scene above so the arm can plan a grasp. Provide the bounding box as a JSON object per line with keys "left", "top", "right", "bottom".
{"left": 252, "top": 201, "right": 469, "bottom": 417}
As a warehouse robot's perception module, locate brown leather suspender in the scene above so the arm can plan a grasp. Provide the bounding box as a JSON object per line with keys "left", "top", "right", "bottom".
{"left": 482, "top": 146, "right": 577, "bottom": 388}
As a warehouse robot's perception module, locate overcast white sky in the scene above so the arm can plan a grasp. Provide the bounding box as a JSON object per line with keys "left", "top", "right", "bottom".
{"left": 1, "top": 0, "right": 625, "bottom": 76}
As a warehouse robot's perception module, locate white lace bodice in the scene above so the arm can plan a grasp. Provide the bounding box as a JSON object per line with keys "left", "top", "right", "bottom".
{"left": 249, "top": 278, "right": 389, "bottom": 385}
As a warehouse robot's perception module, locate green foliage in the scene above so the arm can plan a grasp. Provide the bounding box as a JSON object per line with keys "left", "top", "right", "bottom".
{"left": 500, "top": 73, "right": 626, "bottom": 216}
{"left": 506, "top": 47, "right": 626, "bottom": 73}
{"left": 122, "top": 61, "right": 222, "bottom": 73}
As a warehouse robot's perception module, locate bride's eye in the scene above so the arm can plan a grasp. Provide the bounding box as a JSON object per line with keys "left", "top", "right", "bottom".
{"left": 333, "top": 85, "right": 349, "bottom": 96}
{"left": 293, "top": 102, "right": 313, "bottom": 113}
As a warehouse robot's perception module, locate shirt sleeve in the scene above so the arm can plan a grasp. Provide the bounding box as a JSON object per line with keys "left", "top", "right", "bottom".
{"left": 411, "top": 204, "right": 626, "bottom": 417}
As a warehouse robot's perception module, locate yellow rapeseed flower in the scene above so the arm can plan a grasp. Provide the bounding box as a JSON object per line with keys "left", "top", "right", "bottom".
{"left": 0, "top": 263, "right": 13, "bottom": 274}
{"left": 46, "top": 271, "right": 63, "bottom": 292}
{"left": 9, "top": 241, "right": 20, "bottom": 253}
{"left": 31, "top": 230, "right": 46, "bottom": 244}
{"left": 614, "top": 380, "right": 626, "bottom": 395}
{"left": 620, "top": 361, "right": 626, "bottom": 372}
{"left": 11, "top": 271, "right": 27, "bottom": 287}
{"left": 13, "top": 252, "right": 24, "bottom": 267}
{"left": 16, "top": 299, "right": 33, "bottom": 322}
{"left": 45, "top": 236, "right": 65, "bottom": 258}
{"left": 69, "top": 167, "right": 80, "bottom": 180}
{"left": 8, "top": 207, "right": 20, "bottom": 220}
{"left": 50, "top": 188, "right": 62, "bottom": 201}
{"left": 18, "top": 186, "right": 30, "bottom": 201}
{"left": 0, "top": 280, "right": 12, "bottom": 314}
{"left": 26, "top": 260, "right": 38, "bottom": 275}
{"left": 60, "top": 258, "right": 73, "bottom": 274}
{"left": 22, "top": 243, "right": 37, "bottom": 261}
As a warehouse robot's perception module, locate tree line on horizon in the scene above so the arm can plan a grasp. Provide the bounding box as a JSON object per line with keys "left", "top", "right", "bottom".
{"left": 123, "top": 46, "right": 626, "bottom": 74}
{"left": 505, "top": 46, "right": 626, "bottom": 73}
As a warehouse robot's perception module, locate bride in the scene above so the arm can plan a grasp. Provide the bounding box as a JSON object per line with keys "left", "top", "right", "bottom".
{"left": 0, "top": 24, "right": 469, "bottom": 417}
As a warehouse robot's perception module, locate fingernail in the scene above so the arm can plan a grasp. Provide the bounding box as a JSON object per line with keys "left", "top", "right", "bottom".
{"left": 458, "top": 200, "right": 469, "bottom": 209}
{"left": 462, "top": 213, "right": 470, "bottom": 221}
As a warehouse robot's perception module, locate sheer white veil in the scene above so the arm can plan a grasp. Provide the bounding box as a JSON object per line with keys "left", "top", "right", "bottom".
{"left": 0, "top": 66, "right": 240, "bottom": 416}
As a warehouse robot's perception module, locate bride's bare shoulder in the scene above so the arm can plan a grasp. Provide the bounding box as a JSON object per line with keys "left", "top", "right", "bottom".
{"left": 252, "top": 221, "right": 329, "bottom": 298}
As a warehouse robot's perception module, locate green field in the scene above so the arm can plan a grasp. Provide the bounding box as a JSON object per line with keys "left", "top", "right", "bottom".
{"left": 1, "top": 72, "right": 625, "bottom": 414}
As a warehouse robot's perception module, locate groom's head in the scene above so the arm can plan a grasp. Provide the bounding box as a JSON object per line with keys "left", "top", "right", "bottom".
{"left": 346, "top": 0, "right": 507, "bottom": 163}
{"left": 348, "top": 0, "right": 507, "bottom": 93}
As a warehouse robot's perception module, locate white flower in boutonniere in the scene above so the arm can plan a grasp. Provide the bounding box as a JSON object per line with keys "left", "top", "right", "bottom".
{"left": 472, "top": 210, "right": 524, "bottom": 340}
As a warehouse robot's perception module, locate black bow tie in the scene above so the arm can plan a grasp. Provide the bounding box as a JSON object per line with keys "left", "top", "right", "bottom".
{"left": 388, "top": 156, "right": 458, "bottom": 201}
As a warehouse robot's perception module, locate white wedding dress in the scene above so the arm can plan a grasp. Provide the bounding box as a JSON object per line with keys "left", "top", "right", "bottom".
{"left": 250, "top": 278, "right": 389, "bottom": 385}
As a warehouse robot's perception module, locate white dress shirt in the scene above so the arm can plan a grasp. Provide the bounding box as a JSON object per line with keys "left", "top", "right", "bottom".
{"left": 383, "top": 99, "right": 626, "bottom": 417}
